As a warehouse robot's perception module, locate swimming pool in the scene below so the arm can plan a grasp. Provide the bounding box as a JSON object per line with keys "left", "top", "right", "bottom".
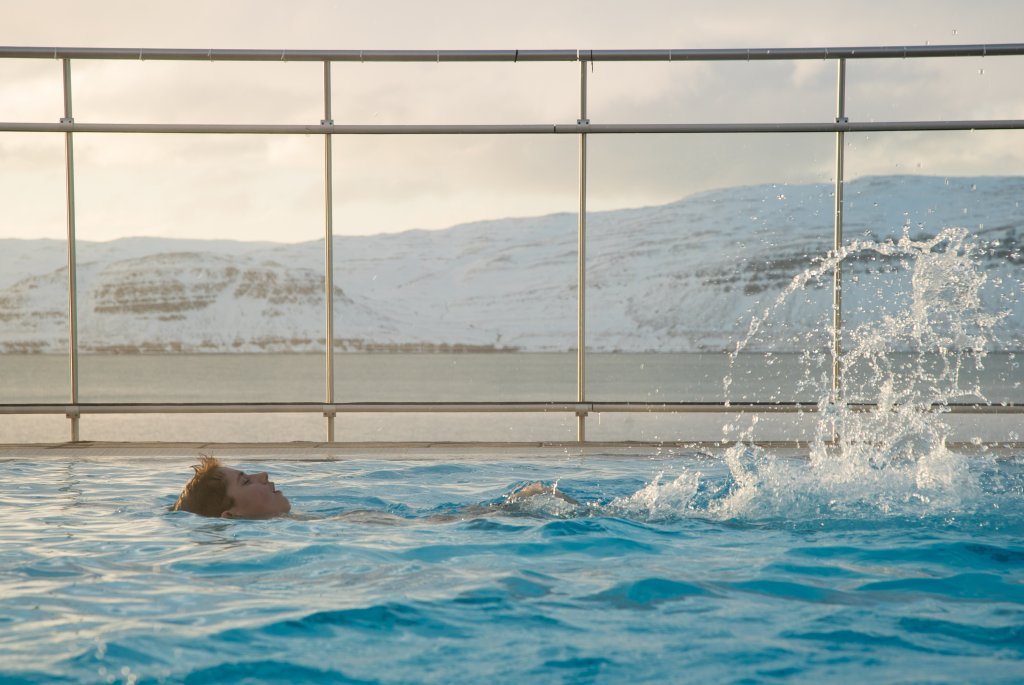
{"left": 2, "top": 447, "right": 1022, "bottom": 684}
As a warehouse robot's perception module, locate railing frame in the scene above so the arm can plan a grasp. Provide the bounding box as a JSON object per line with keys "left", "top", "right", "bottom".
{"left": 1, "top": 43, "right": 1023, "bottom": 443}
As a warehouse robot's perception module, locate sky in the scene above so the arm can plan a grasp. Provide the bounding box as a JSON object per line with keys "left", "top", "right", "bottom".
{"left": 2, "top": 0, "right": 1023, "bottom": 242}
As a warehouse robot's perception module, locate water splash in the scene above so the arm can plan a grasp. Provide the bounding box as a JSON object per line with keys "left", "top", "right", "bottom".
{"left": 650, "top": 227, "right": 1014, "bottom": 522}
{"left": 607, "top": 470, "right": 703, "bottom": 522}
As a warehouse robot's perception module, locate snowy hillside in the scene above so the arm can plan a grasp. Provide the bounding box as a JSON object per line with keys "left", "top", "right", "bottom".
{"left": 1, "top": 175, "right": 1021, "bottom": 353}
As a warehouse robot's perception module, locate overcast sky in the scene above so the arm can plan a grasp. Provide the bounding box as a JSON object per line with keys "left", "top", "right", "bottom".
{"left": 2, "top": 0, "right": 1023, "bottom": 242}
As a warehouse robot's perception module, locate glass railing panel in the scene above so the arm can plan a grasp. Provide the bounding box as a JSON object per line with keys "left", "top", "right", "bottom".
{"left": 79, "top": 412, "right": 578, "bottom": 444}
{"left": 330, "top": 135, "right": 579, "bottom": 406}
{"left": 585, "top": 410, "right": 821, "bottom": 444}
{"left": 586, "top": 133, "right": 836, "bottom": 407}
{"left": 327, "top": 413, "right": 575, "bottom": 443}
{"left": 68, "top": 60, "right": 322, "bottom": 125}
{"left": 330, "top": 62, "right": 578, "bottom": 125}
{"left": 2, "top": 50, "right": 1022, "bottom": 444}
{"left": 0, "top": 415, "right": 70, "bottom": 444}
{"left": 0, "top": 58, "right": 63, "bottom": 121}
{"left": 841, "top": 131, "right": 1024, "bottom": 407}
{"left": 0, "top": 60, "right": 69, "bottom": 441}
{"left": 81, "top": 413, "right": 326, "bottom": 443}
{"left": 72, "top": 134, "right": 325, "bottom": 423}
{"left": 846, "top": 56, "right": 1022, "bottom": 123}
{"left": 0, "top": 129, "right": 70, "bottom": 442}
{"left": 587, "top": 60, "right": 835, "bottom": 125}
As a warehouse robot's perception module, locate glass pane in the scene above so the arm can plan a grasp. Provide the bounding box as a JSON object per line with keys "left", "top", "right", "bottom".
{"left": 70, "top": 61, "right": 322, "bottom": 125}
{"left": 846, "top": 56, "right": 1023, "bottom": 122}
{"left": 0, "top": 62, "right": 69, "bottom": 440}
{"left": 0, "top": 59, "right": 63, "bottom": 121}
{"left": 0, "top": 415, "right": 70, "bottom": 443}
{"left": 328, "top": 413, "right": 575, "bottom": 443}
{"left": 586, "top": 133, "right": 835, "bottom": 405}
{"left": 82, "top": 414, "right": 325, "bottom": 443}
{"left": 331, "top": 135, "right": 579, "bottom": 402}
{"left": 587, "top": 60, "right": 835, "bottom": 124}
{"left": 0, "top": 132, "right": 68, "bottom": 405}
{"left": 586, "top": 411, "right": 820, "bottom": 444}
{"left": 71, "top": 134, "right": 325, "bottom": 414}
{"left": 841, "top": 131, "right": 1024, "bottom": 406}
{"left": 331, "top": 61, "right": 577, "bottom": 125}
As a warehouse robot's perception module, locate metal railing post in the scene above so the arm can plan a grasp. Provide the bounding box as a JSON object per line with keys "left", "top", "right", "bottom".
{"left": 323, "top": 61, "right": 337, "bottom": 442}
{"left": 577, "top": 59, "right": 589, "bottom": 443}
{"left": 831, "top": 58, "right": 847, "bottom": 406}
{"left": 61, "top": 58, "right": 80, "bottom": 442}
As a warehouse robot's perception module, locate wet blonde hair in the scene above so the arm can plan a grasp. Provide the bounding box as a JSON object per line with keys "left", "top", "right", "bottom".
{"left": 172, "top": 456, "right": 234, "bottom": 517}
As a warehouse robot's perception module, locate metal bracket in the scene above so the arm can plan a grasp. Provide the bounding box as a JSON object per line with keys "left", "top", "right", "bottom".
{"left": 577, "top": 118, "right": 590, "bottom": 125}
{"left": 836, "top": 116, "right": 849, "bottom": 124}
{"left": 60, "top": 117, "right": 74, "bottom": 124}
{"left": 321, "top": 119, "right": 334, "bottom": 126}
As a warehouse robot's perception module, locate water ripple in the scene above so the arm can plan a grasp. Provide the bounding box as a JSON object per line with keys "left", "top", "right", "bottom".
{"left": 585, "top": 577, "right": 713, "bottom": 609}
{"left": 856, "top": 572, "right": 1024, "bottom": 602}
{"left": 181, "top": 659, "right": 374, "bottom": 685}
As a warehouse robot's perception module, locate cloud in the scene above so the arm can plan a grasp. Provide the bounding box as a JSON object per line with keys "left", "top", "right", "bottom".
{"left": 2, "top": 1, "right": 1023, "bottom": 240}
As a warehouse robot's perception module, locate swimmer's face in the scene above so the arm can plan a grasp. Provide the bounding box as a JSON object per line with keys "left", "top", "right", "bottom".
{"left": 218, "top": 467, "right": 291, "bottom": 518}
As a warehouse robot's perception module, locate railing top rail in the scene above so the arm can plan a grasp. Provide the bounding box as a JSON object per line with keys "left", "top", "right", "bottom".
{"left": 5, "top": 120, "right": 1024, "bottom": 135}
{"left": 2, "top": 44, "right": 1024, "bottom": 63}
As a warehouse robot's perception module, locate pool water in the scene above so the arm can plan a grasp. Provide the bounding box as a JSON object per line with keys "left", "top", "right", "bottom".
{"left": 2, "top": 449, "right": 1023, "bottom": 684}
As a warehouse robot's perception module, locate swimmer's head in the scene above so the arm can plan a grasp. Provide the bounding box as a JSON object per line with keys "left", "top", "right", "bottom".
{"left": 173, "top": 456, "right": 291, "bottom": 519}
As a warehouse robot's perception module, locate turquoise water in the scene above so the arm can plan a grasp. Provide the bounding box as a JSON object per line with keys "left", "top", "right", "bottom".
{"left": 2, "top": 450, "right": 1023, "bottom": 684}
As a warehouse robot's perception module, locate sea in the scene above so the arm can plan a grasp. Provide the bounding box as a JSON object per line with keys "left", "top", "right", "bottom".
{"left": 0, "top": 351, "right": 1021, "bottom": 444}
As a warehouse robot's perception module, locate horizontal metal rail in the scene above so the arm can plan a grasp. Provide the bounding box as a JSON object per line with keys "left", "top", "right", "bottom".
{"left": 3, "top": 120, "right": 1024, "bottom": 135}
{"left": 2, "top": 402, "right": 1021, "bottom": 416}
{"left": 3, "top": 44, "right": 1024, "bottom": 62}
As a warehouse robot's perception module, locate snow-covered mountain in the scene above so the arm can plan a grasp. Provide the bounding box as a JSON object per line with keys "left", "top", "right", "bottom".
{"left": 2, "top": 175, "right": 1022, "bottom": 353}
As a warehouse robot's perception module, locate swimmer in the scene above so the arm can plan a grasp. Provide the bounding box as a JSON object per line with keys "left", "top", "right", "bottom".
{"left": 172, "top": 456, "right": 291, "bottom": 519}
{"left": 173, "top": 456, "right": 578, "bottom": 519}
